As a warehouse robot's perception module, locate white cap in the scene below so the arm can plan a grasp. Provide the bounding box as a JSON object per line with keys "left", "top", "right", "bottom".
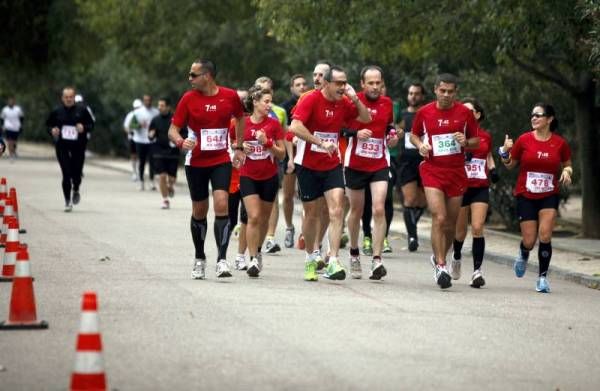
{"left": 132, "top": 99, "right": 142, "bottom": 109}
{"left": 75, "top": 94, "right": 83, "bottom": 103}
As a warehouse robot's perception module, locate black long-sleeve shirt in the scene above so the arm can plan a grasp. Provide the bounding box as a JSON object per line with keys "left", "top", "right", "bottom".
{"left": 46, "top": 104, "right": 94, "bottom": 146}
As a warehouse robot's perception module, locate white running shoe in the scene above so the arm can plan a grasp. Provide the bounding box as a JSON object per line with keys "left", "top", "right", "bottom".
{"left": 216, "top": 260, "right": 232, "bottom": 278}
{"left": 435, "top": 264, "right": 452, "bottom": 289}
{"left": 161, "top": 199, "right": 170, "bottom": 209}
{"left": 284, "top": 226, "right": 295, "bottom": 248}
{"left": 470, "top": 269, "right": 486, "bottom": 288}
{"left": 191, "top": 259, "right": 206, "bottom": 280}
{"left": 234, "top": 254, "right": 248, "bottom": 270}
{"left": 451, "top": 259, "right": 462, "bottom": 280}
{"left": 350, "top": 255, "right": 362, "bottom": 279}
{"left": 265, "top": 237, "right": 281, "bottom": 253}
{"left": 247, "top": 257, "right": 260, "bottom": 277}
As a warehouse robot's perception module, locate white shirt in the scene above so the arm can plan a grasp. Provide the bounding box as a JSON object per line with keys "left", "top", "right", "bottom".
{"left": 1, "top": 105, "right": 24, "bottom": 132}
{"left": 124, "top": 106, "right": 159, "bottom": 144}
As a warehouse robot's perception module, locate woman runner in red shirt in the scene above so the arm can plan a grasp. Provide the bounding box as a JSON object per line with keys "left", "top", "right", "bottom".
{"left": 239, "top": 86, "right": 285, "bottom": 277}
{"left": 500, "top": 103, "right": 572, "bottom": 293}
{"left": 452, "top": 98, "right": 499, "bottom": 288}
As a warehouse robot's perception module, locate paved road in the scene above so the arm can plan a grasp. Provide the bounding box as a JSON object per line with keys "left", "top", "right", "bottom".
{"left": 1, "top": 156, "right": 600, "bottom": 391}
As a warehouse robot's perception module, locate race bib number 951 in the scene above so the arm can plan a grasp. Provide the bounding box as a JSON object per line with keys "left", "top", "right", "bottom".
{"left": 465, "top": 158, "right": 487, "bottom": 179}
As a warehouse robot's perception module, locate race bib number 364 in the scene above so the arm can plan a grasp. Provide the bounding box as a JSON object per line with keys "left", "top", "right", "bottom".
{"left": 432, "top": 133, "right": 460, "bottom": 156}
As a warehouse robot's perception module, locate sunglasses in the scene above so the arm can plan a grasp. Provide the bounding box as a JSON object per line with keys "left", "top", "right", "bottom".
{"left": 189, "top": 72, "right": 207, "bottom": 78}
{"left": 531, "top": 112, "right": 547, "bottom": 118}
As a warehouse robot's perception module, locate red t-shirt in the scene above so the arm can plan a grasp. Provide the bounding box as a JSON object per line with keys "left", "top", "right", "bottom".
{"left": 344, "top": 92, "right": 393, "bottom": 172}
{"left": 411, "top": 101, "right": 479, "bottom": 168}
{"left": 172, "top": 87, "right": 244, "bottom": 167}
{"left": 240, "top": 116, "right": 284, "bottom": 181}
{"left": 511, "top": 131, "right": 571, "bottom": 199}
{"left": 464, "top": 128, "right": 492, "bottom": 188}
{"left": 292, "top": 89, "right": 358, "bottom": 171}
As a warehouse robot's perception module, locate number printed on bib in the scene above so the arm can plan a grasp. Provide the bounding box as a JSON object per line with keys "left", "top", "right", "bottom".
{"left": 200, "top": 128, "right": 227, "bottom": 151}
{"left": 246, "top": 140, "right": 270, "bottom": 160}
{"left": 431, "top": 133, "right": 460, "bottom": 156}
{"left": 356, "top": 137, "right": 383, "bottom": 159}
{"left": 526, "top": 172, "right": 554, "bottom": 193}
{"left": 311, "top": 131, "right": 338, "bottom": 153}
{"left": 465, "top": 158, "right": 487, "bottom": 179}
{"left": 61, "top": 125, "right": 78, "bottom": 141}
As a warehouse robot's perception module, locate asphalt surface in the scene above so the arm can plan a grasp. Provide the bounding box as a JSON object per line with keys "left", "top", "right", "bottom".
{"left": 1, "top": 155, "right": 600, "bottom": 391}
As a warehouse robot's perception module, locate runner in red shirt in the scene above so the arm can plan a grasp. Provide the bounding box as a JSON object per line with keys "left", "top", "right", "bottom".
{"left": 239, "top": 86, "right": 285, "bottom": 277}
{"left": 452, "top": 98, "right": 499, "bottom": 288}
{"left": 344, "top": 65, "right": 398, "bottom": 280}
{"left": 410, "top": 73, "right": 480, "bottom": 289}
{"left": 500, "top": 103, "right": 572, "bottom": 293}
{"left": 168, "top": 59, "right": 245, "bottom": 280}
{"left": 290, "top": 65, "right": 371, "bottom": 281}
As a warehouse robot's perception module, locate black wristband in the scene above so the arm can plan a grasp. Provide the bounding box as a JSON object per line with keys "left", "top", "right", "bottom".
{"left": 341, "top": 128, "right": 358, "bottom": 138}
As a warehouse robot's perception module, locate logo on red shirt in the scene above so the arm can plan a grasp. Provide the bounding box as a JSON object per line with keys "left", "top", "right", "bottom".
{"left": 205, "top": 104, "right": 217, "bottom": 112}
{"left": 325, "top": 109, "right": 334, "bottom": 118}
{"left": 537, "top": 151, "right": 549, "bottom": 159}
{"left": 437, "top": 119, "right": 450, "bottom": 126}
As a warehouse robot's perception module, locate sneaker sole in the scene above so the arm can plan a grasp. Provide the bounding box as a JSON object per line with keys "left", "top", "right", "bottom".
{"left": 383, "top": 248, "right": 392, "bottom": 253}
{"left": 247, "top": 265, "right": 260, "bottom": 278}
{"left": 216, "top": 271, "right": 232, "bottom": 278}
{"left": 470, "top": 276, "right": 485, "bottom": 288}
{"left": 408, "top": 243, "right": 419, "bottom": 252}
{"left": 304, "top": 274, "right": 318, "bottom": 281}
{"left": 266, "top": 244, "right": 281, "bottom": 254}
{"left": 191, "top": 273, "right": 205, "bottom": 280}
{"left": 437, "top": 272, "right": 452, "bottom": 289}
{"left": 351, "top": 272, "right": 362, "bottom": 279}
{"left": 514, "top": 262, "right": 526, "bottom": 278}
{"left": 325, "top": 269, "right": 346, "bottom": 280}
{"left": 369, "top": 265, "right": 387, "bottom": 280}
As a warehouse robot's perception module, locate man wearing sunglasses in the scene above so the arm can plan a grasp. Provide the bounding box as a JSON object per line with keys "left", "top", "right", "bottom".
{"left": 168, "top": 59, "right": 245, "bottom": 280}
{"left": 290, "top": 65, "right": 371, "bottom": 281}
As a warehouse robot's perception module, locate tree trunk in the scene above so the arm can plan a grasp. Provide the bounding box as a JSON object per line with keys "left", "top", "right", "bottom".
{"left": 574, "top": 74, "right": 600, "bottom": 238}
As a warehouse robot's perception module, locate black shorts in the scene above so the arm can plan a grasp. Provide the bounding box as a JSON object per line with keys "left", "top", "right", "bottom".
{"left": 517, "top": 194, "right": 560, "bottom": 222}
{"left": 461, "top": 186, "right": 489, "bottom": 207}
{"left": 397, "top": 150, "right": 423, "bottom": 187}
{"left": 296, "top": 164, "right": 344, "bottom": 202}
{"left": 4, "top": 130, "right": 20, "bottom": 141}
{"left": 154, "top": 156, "right": 178, "bottom": 177}
{"left": 185, "top": 162, "right": 232, "bottom": 202}
{"left": 240, "top": 174, "right": 279, "bottom": 202}
{"left": 345, "top": 167, "right": 390, "bottom": 190}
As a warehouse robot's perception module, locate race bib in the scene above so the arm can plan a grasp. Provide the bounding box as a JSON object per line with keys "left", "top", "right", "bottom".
{"left": 61, "top": 125, "right": 78, "bottom": 141}
{"left": 356, "top": 137, "right": 383, "bottom": 159}
{"left": 246, "top": 140, "right": 270, "bottom": 160}
{"left": 404, "top": 132, "right": 416, "bottom": 149}
{"left": 431, "top": 133, "right": 460, "bottom": 156}
{"left": 526, "top": 172, "right": 554, "bottom": 193}
{"left": 200, "top": 128, "right": 227, "bottom": 151}
{"left": 465, "top": 158, "right": 487, "bottom": 179}
{"left": 311, "top": 131, "right": 338, "bottom": 153}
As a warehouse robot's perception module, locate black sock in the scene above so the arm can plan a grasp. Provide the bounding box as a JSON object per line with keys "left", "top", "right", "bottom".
{"left": 453, "top": 239, "right": 464, "bottom": 260}
{"left": 385, "top": 198, "right": 393, "bottom": 236}
{"left": 414, "top": 207, "right": 425, "bottom": 222}
{"left": 214, "top": 216, "right": 231, "bottom": 261}
{"left": 190, "top": 216, "right": 207, "bottom": 260}
{"left": 350, "top": 247, "right": 360, "bottom": 257}
{"left": 538, "top": 241, "right": 552, "bottom": 277}
{"left": 520, "top": 241, "right": 531, "bottom": 260}
{"left": 472, "top": 237, "right": 485, "bottom": 270}
{"left": 404, "top": 207, "right": 417, "bottom": 238}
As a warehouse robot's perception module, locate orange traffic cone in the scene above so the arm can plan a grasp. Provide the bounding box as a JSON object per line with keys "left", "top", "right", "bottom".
{"left": 8, "top": 188, "right": 26, "bottom": 234}
{"left": 70, "top": 292, "right": 107, "bottom": 391}
{"left": 0, "top": 177, "right": 7, "bottom": 200}
{"left": 0, "top": 217, "right": 19, "bottom": 282}
{"left": 0, "top": 247, "right": 48, "bottom": 329}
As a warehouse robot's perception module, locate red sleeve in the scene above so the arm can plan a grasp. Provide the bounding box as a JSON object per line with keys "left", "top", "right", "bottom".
{"left": 465, "top": 111, "right": 478, "bottom": 138}
{"left": 344, "top": 97, "right": 359, "bottom": 123}
{"left": 511, "top": 134, "right": 524, "bottom": 161}
{"left": 228, "top": 119, "right": 237, "bottom": 143}
{"left": 560, "top": 138, "right": 572, "bottom": 162}
{"left": 230, "top": 92, "right": 244, "bottom": 119}
{"left": 292, "top": 92, "right": 314, "bottom": 123}
{"left": 171, "top": 93, "right": 189, "bottom": 128}
{"left": 411, "top": 109, "right": 424, "bottom": 137}
{"left": 285, "top": 131, "right": 294, "bottom": 142}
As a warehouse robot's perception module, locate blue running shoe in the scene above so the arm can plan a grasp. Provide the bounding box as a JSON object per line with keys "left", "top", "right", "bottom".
{"left": 513, "top": 251, "right": 528, "bottom": 278}
{"left": 536, "top": 276, "right": 551, "bottom": 293}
